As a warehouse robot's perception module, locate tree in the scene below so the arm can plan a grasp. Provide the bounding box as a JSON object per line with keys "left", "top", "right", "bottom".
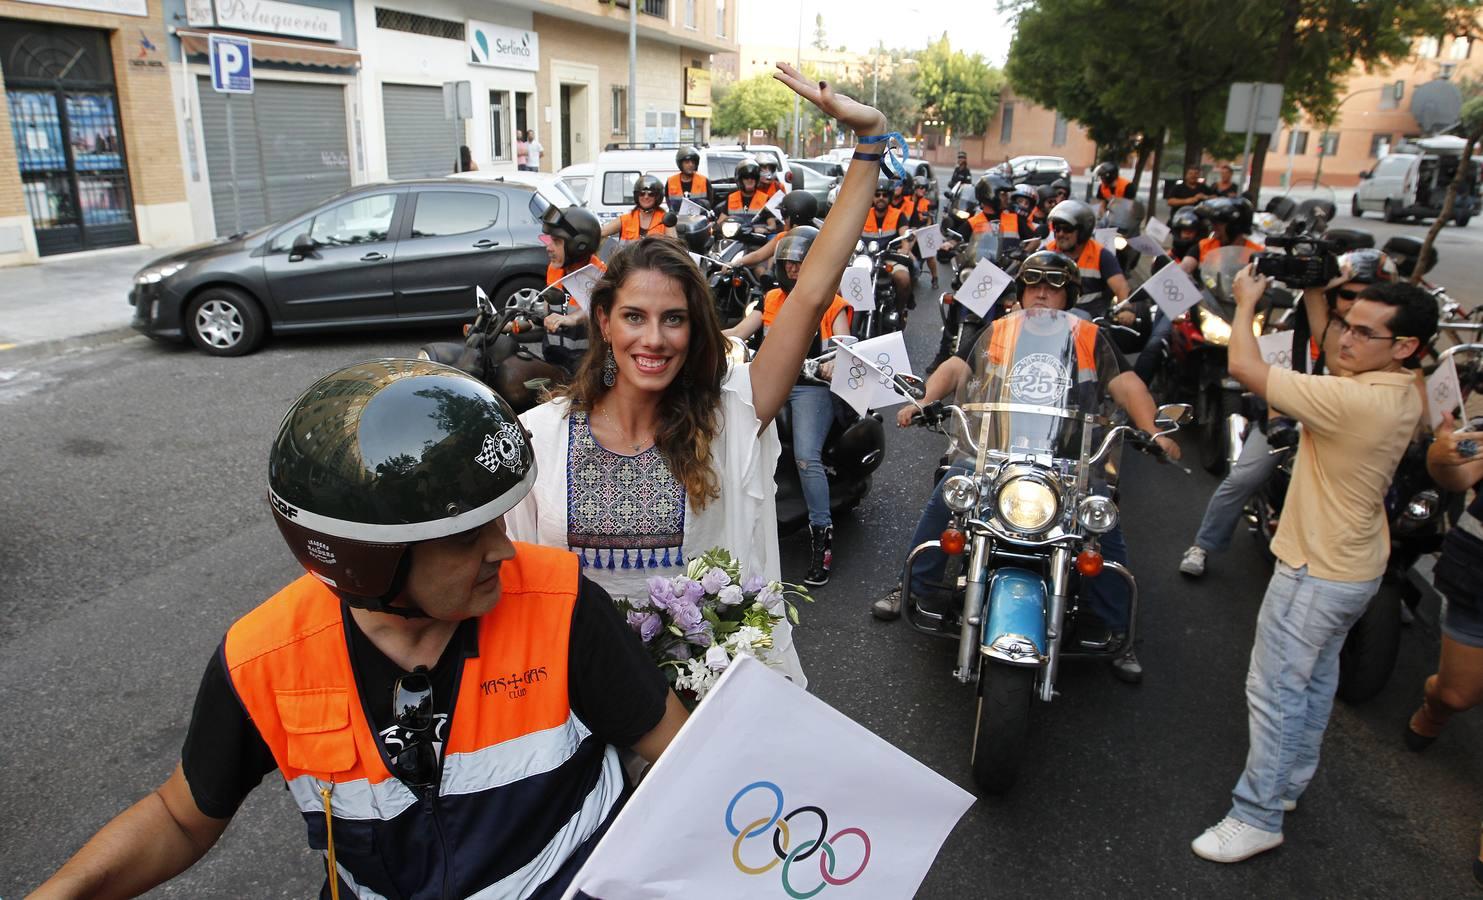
{"left": 1413, "top": 94, "right": 1483, "bottom": 283}
{"left": 711, "top": 72, "right": 795, "bottom": 140}
{"left": 838, "top": 62, "right": 920, "bottom": 137}
{"left": 916, "top": 34, "right": 1004, "bottom": 141}
{"left": 812, "top": 13, "right": 828, "bottom": 51}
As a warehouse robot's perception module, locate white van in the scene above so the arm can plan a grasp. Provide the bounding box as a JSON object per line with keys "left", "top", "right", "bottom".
{"left": 1352, "top": 135, "right": 1482, "bottom": 225}
{"left": 559, "top": 145, "right": 795, "bottom": 219}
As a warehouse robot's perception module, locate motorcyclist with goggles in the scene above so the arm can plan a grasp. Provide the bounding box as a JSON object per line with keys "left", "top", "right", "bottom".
{"left": 724, "top": 226, "right": 853, "bottom": 586}
{"left": 539, "top": 203, "right": 607, "bottom": 374}
{"left": 873, "top": 251, "right": 1180, "bottom": 684}
{"left": 601, "top": 174, "right": 669, "bottom": 242}
{"left": 667, "top": 146, "right": 711, "bottom": 210}
{"left": 1177, "top": 248, "right": 1399, "bottom": 578}
{"left": 1035, "top": 199, "right": 1132, "bottom": 320}
{"left": 32, "top": 361, "right": 686, "bottom": 900}
{"left": 863, "top": 174, "right": 915, "bottom": 317}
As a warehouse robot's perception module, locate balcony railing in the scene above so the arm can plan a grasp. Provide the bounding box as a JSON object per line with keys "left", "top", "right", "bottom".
{"left": 641, "top": 0, "right": 667, "bottom": 16}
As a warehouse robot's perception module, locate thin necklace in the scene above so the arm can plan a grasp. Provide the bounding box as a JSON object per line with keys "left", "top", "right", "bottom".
{"left": 595, "top": 402, "right": 651, "bottom": 454}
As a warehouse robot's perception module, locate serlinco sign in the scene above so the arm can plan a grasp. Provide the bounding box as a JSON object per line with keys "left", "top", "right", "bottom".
{"left": 467, "top": 20, "right": 539, "bottom": 72}
{"left": 214, "top": 0, "right": 343, "bottom": 42}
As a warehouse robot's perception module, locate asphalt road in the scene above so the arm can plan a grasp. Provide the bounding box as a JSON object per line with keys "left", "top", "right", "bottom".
{"left": 1, "top": 257, "right": 1479, "bottom": 897}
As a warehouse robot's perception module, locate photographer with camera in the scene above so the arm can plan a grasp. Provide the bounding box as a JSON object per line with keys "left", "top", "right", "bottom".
{"left": 1190, "top": 263, "right": 1437, "bottom": 863}
{"left": 1178, "top": 250, "right": 1395, "bottom": 577}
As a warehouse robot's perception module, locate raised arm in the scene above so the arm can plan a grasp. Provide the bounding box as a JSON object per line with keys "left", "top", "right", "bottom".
{"left": 749, "top": 63, "right": 888, "bottom": 428}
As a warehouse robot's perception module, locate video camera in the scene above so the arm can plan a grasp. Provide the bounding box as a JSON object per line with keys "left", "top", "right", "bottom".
{"left": 1254, "top": 233, "right": 1343, "bottom": 289}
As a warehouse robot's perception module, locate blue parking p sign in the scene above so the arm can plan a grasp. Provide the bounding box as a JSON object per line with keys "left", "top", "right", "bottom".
{"left": 210, "top": 34, "right": 252, "bottom": 94}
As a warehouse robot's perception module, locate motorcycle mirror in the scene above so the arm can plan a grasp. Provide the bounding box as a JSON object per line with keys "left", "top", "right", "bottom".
{"left": 1155, "top": 402, "right": 1194, "bottom": 431}
{"left": 892, "top": 373, "right": 926, "bottom": 400}
{"left": 663, "top": 212, "right": 678, "bottom": 228}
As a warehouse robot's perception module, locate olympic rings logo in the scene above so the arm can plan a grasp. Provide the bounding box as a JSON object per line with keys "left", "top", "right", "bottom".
{"left": 845, "top": 353, "right": 895, "bottom": 391}
{"left": 970, "top": 278, "right": 993, "bottom": 300}
{"left": 1160, "top": 279, "right": 1185, "bottom": 303}
{"left": 725, "top": 781, "right": 871, "bottom": 898}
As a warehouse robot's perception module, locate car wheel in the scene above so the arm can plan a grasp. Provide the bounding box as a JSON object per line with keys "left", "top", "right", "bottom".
{"left": 493, "top": 275, "right": 545, "bottom": 308}
{"left": 185, "top": 286, "right": 266, "bottom": 357}
{"left": 1350, "top": 193, "right": 1362, "bottom": 218}
{"left": 1456, "top": 212, "right": 1472, "bottom": 227}
{"left": 1383, "top": 200, "right": 1399, "bottom": 223}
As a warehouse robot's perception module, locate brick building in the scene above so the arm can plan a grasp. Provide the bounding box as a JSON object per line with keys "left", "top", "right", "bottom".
{"left": 920, "top": 86, "right": 1096, "bottom": 173}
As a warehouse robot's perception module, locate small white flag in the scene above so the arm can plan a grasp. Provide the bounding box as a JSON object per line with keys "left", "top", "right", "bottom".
{"left": 1138, "top": 261, "right": 1204, "bottom": 319}
{"left": 561, "top": 263, "right": 602, "bottom": 313}
{"left": 1427, "top": 354, "right": 1464, "bottom": 430}
{"left": 1257, "top": 330, "right": 1308, "bottom": 373}
{"left": 915, "top": 223, "right": 945, "bottom": 258}
{"left": 1094, "top": 227, "right": 1119, "bottom": 251}
{"left": 678, "top": 197, "right": 706, "bottom": 218}
{"left": 954, "top": 256, "right": 1015, "bottom": 317}
{"left": 475, "top": 285, "right": 490, "bottom": 307}
{"left": 1144, "top": 216, "right": 1171, "bottom": 246}
{"left": 764, "top": 187, "right": 787, "bottom": 217}
{"left": 839, "top": 267, "right": 875, "bottom": 311}
{"left": 830, "top": 332, "right": 913, "bottom": 416}
{"left": 1126, "top": 235, "right": 1166, "bottom": 259}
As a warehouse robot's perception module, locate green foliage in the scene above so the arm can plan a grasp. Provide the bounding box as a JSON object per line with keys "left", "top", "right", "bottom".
{"left": 1462, "top": 96, "right": 1483, "bottom": 136}
{"left": 813, "top": 13, "right": 828, "bottom": 51}
{"left": 712, "top": 72, "right": 796, "bottom": 140}
{"left": 916, "top": 34, "right": 1004, "bottom": 138}
{"left": 837, "top": 63, "right": 921, "bottom": 134}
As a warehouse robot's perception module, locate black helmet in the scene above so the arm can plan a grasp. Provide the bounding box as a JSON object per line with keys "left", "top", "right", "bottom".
{"left": 735, "top": 157, "right": 762, "bottom": 182}
{"left": 1381, "top": 234, "right": 1438, "bottom": 279}
{"left": 1048, "top": 199, "right": 1096, "bottom": 243}
{"left": 268, "top": 360, "right": 535, "bottom": 613}
{"left": 1170, "top": 207, "right": 1208, "bottom": 255}
{"left": 1335, "top": 248, "right": 1398, "bottom": 285}
{"left": 975, "top": 174, "right": 1012, "bottom": 211}
{"left": 1016, "top": 250, "right": 1081, "bottom": 307}
{"left": 1094, "top": 161, "right": 1119, "bottom": 182}
{"left": 899, "top": 174, "right": 916, "bottom": 193}
{"left": 633, "top": 174, "right": 663, "bottom": 207}
{"left": 674, "top": 215, "right": 713, "bottom": 254}
{"left": 536, "top": 196, "right": 601, "bottom": 259}
{"left": 779, "top": 190, "right": 818, "bottom": 227}
{"left": 773, "top": 225, "right": 819, "bottom": 292}
{"left": 676, "top": 145, "right": 701, "bottom": 168}
{"left": 875, "top": 174, "right": 895, "bottom": 195}
{"left": 1050, "top": 177, "right": 1071, "bottom": 198}
{"left": 1197, "top": 197, "right": 1254, "bottom": 237}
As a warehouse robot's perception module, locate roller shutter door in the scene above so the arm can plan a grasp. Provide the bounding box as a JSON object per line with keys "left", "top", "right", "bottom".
{"left": 382, "top": 83, "right": 456, "bottom": 180}
{"left": 197, "top": 78, "right": 352, "bottom": 236}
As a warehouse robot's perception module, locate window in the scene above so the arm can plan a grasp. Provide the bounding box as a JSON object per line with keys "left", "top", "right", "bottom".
{"left": 716, "top": 0, "right": 726, "bottom": 37}
{"left": 645, "top": 110, "right": 660, "bottom": 128}
{"left": 611, "top": 87, "right": 627, "bottom": 135}
{"left": 707, "top": 153, "right": 746, "bottom": 180}
{"left": 603, "top": 171, "right": 640, "bottom": 206}
{"left": 640, "top": 0, "right": 666, "bottom": 17}
{"left": 489, "top": 92, "right": 510, "bottom": 161}
{"left": 1450, "top": 35, "right": 1471, "bottom": 59}
{"left": 410, "top": 191, "right": 500, "bottom": 237}
{"left": 1284, "top": 129, "right": 1309, "bottom": 155}
{"left": 374, "top": 8, "right": 463, "bottom": 40}
{"left": 1052, "top": 112, "right": 1068, "bottom": 148}
{"left": 999, "top": 103, "right": 1014, "bottom": 144}
{"left": 685, "top": 0, "right": 696, "bottom": 28}
{"left": 304, "top": 194, "right": 397, "bottom": 247}
{"left": 1369, "top": 133, "right": 1392, "bottom": 158}
{"left": 1318, "top": 131, "right": 1339, "bottom": 156}
{"left": 1416, "top": 35, "right": 1440, "bottom": 58}
{"left": 561, "top": 175, "right": 591, "bottom": 204}
{"left": 1375, "top": 156, "right": 1411, "bottom": 178}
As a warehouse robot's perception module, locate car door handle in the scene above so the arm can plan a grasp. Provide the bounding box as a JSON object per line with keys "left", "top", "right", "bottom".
{"left": 472, "top": 239, "right": 500, "bottom": 249}
{"left": 360, "top": 252, "right": 388, "bottom": 262}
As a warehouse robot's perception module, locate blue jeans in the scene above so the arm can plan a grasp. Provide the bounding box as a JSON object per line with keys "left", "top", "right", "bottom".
{"left": 789, "top": 384, "right": 833, "bottom": 529}
{"left": 1229, "top": 562, "right": 1381, "bottom": 832}
{"left": 1194, "top": 428, "right": 1279, "bottom": 553}
{"left": 907, "top": 463, "right": 1131, "bottom": 630}
{"left": 1133, "top": 312, "right": 1174, "bottom": 384}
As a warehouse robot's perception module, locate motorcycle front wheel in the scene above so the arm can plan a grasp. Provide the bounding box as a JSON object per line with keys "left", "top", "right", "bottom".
{"left": 1197, "top": 384, "right": 1232, "bottom": 476}
{"left": 970, "top": 664, "right": 1034, "bottom": 794}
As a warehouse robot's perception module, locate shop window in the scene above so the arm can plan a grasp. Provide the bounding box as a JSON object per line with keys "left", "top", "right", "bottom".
{"left": 612, "top": 87, "right": 627, "bottom": 135}
{"left": 1369, "top": 133, "right": 1392, "bottom": 158}
{"left": 603, "top": 171, "right": 640, "bottom": 206}
{"left": 1000, "top": 103, "right": 1014, "bottom": 144}
{"left": 1318, "top": 131, "right": 1339, "bottom": 156}
{"left": 490, "top": 92, "right": 511, "bottom": 161}
{"left": 374, "top": 8, "right": 464, "bottom": 41}
{"left": 410, "top": 191, "right": 500, "bottom": 237}
{"left": 306, "top": 194, "right": 397, "bottom": 246}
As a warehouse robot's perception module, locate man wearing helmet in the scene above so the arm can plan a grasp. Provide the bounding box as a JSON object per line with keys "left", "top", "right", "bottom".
{"left": 601, "top": 174, "right": 668, "bottom": 242}
{"left": 1168, "top": 207, "right": 1208, "bottom": 262}
{"left": 1179, "top": 197, "right": 1262, "bottom": 274}
{"left": 875, "top": 251, "right": 1179, "bottom": 684}
{"left": 1094, "top": 161, "right": 1133, "bottom": 211}
{"left": 734, "top": 190, "right": 819, "bottom": 274}
{"left": 896, "top": 176, "right": 941, "bottom": 289}
{"left": 864, "top": 174, "right": 915, "bottom": 315}
{"left": 666, "top": 146, "right": 710, "bottom": 209}
{"left": 758, "top": 157, "right": 786, "bottom": 200}
{"left": 538, "top": 202, "right": 607, "bottom": 374}
{"left": 966, "top": 174, "right": 1013, "bottom": 235}
{"left": 1039, "top": 198, "right": 1132, "bottom": 319}
{"left": 717, "top": 157, "right": 771, "bottom": 230}
{"left": 725, "top": 227, "right": 852, "bottom": 586}
{"left": 34, "top": 361, "right": 686, "bottom": 899}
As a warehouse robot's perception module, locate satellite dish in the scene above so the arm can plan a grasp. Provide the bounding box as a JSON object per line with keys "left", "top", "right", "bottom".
{"left": 1411, "top": 79, "right": 1463, "bottom": 134}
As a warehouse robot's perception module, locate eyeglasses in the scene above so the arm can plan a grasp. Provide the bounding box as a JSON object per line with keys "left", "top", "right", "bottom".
{"left": 1332, "top": 316, "right": 1403, "bottom": 343}
{"left": 636, "top": 189, "right": 660, "bottom": 197}
{"left": 391, "top": 666, "right": 438, "bottom": 787}
{"left": 874, "top": 190, "right": 891, "bottom": 197}
{"left": 1020, "top": 268, "right": 1071, "bottom": 288}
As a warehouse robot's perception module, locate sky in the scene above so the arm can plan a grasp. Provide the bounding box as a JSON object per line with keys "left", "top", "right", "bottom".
{"left": 738, "top": 0, "right": 1016, "bottom": 66}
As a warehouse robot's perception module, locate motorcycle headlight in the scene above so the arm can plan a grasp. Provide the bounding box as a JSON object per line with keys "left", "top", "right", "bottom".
{"left": 721, "top": 221, "right": 740, "bottom": 238}
{"left": 134, "top": 261, "right": 187, "bottom": 285}
{"left": 1404, "top": 489, "right": 1439, "bottom": 523}
{"left": 1077, "top": 495, "right": 1120, "bottom": 534}
{"left": 996, "top": 475, "right": 1060, "bottom": 533}
{"left": 868, "top": 240, "right": 880, "bottom": 253}
{"left": 855, "top": 239, "right": 865, "bottom": 252}
{"left": 1199, "top": 307, "right": 1232, "bottom": 346}
{"left": 1114, "top": 235, "right": 1128, "bottom": 251}
{"left": 942, "top": 475, "right": 979, "bottom": 513}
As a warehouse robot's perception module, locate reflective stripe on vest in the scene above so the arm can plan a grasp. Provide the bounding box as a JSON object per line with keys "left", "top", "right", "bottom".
{"left": 224, "top": 544, "right": 621, "bottom": 900}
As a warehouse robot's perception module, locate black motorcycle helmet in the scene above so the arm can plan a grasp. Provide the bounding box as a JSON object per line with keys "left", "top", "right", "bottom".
{"left": 773, "top": 225, "right": 819, "bottom": 292}
{"left": 268, "top": 359, "right": 535, "bottom": 614}
{"left": 875, "top": 174, "right": 895, "bottom": 198}
{"left": 1047, "top": 199, "right": 1096, "bottom": 244}
{"left": 1093, "top": 161, "right": 1119, "bottom": 183}
{"left": 975, "top": 174, "right": 1012, "bottom": 212}
{"left": 735, "top": 157, "right": 762, "bottom": 184}
{"left": 779, "top": 190, "right": 818, "bottom": 227}
{"left": 532, "top": 192, "right": 601, "bottom": 259}
{"left": 1016, "top": 250, "right": 1081, "bottom": 307}
{"left": 1381, "top": 234, "right": 1438, "bottom": 279}
{"left": 1170, "top": 207, "right": 1207, "bottom": 255}
{"left": 632, "top": 174, "right": 663, "bottom": 208}
{"left": 675, "top": 145, "right": 701, "bottom": 169}
{"left": 1197, "top": 197, "right": 1254, "bottom": 238}
{"left": 674, "top": 215, "right": 713, "bottom": 254}
{"left": 1049, "top": 177, "right": 1071, "bottom": 200}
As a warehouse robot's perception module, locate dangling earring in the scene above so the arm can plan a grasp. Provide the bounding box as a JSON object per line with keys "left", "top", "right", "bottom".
{"left": 602, "top": 346, "right": 617, "bottom": 387}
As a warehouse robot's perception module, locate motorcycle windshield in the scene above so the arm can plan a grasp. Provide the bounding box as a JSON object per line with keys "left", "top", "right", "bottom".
{"left": 1198, "top": 244, "right": 1258, "bottom": 322}
{"left": 1101, "top": 197, "right": 1145, "bottom": 233}
{"left": 951, "top": 309, "right": 1122, "bottom": 476}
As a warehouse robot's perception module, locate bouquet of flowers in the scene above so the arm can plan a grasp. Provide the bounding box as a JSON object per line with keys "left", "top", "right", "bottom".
{"left": 615, "top": 547, "right": 809, "bottom": 705}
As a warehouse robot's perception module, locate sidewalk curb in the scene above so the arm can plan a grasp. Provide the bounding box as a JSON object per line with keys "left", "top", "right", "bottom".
{"left": 0, "top": 325, "right": 145, "bottom": 367}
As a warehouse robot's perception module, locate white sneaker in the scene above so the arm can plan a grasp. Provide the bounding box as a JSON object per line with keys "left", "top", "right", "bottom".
{"left": 1191, "top": 816, "right": 1283, "bottom": 863}
{"left": 1179, "top": 545, "right": 1207, "bottom": 577}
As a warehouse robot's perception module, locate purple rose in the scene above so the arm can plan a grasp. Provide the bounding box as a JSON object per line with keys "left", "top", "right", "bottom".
{"left": 626, "top": 610, "right": 663, "bottom": 643}
{"left": 685, "top": 620, "right": 714, "bottom": 646}
{"left": 742, "top": 574, "right": 767, "bottom": 594}
{"left": 701, "top": 568, "right": 731, "bottom": 594}
{"left": 757, "top": 584, "right": 785, "bottom": 613}
{"left": 671, "top": 597, "right": 704, "bottom": 632}
{"left": 646, "top": 576, "right": 674, "bottom": 610}
{"left": 681, "top": 578, "right": 706, "bottom": 605}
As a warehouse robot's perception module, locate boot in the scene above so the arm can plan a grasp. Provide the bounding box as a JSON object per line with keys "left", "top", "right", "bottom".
{"left": 804, "top": 524, "right": 832, "bottom": 586}
{"left": 872, "top": 588, "right": 902, "bottom": 621}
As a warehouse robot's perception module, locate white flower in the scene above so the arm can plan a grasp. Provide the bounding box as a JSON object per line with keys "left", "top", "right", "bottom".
{"left": 756, "top": 582, "right": 786, "bottom": 613}
{"left": 717, "top": 584, "right": 744, "bottom": 607}
{"left": 705, "top": 644, "right": 731, "bottom": 672}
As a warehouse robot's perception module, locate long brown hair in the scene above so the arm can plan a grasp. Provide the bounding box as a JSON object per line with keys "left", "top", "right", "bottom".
{"left": 559, "top": 236, "right": 727, "bottom": 508}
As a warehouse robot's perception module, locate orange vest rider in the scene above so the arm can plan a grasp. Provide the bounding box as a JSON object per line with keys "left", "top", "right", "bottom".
{"left": 546, "top": 256, "right": 607, "bottom": 355}
{"left": 618, "top": 208, "right": 667, "bottom": 241}
{"left": 727, "top": 189, "right": 768, "bottom": 213}
{"left": 1196, "top": 235, "right": 1265, "bottom": 262}
{"left": 762, "top": 288, "right": 852, "bottom": 353}
{"left": 863, "top": 204, "right": 904, "bottom": 235}
{"left": 666, "top": 172, "right": 708, "bottom": 199}
{"left": 1097, "top": 177, "right": 1133, "bottom": 201}
{"left": 968, "top": 210, "right": 991, "bottom": 234}
{"left": 223, "top": 544, "right": 625, "bottom": 899}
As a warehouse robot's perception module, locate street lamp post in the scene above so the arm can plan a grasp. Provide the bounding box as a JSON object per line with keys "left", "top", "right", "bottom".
{"left": 1312, "top": 85, "right": 1385, "bottom": 188}
{"left": 627, "top": 0, "right": 637, "bottom": 142}
{"left": 793, "top": 3, "right": 803, "bottom": 157}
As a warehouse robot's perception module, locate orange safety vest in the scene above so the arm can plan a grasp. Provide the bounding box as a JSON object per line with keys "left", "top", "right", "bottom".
{"left": 223, "top": 544, "right": 619, "bottom": 899}
{"left": 986, "top": 312, "right": 1099, "bottom": 372}
{"left": 1046, "top": 236, "right": 1107, "bottom": 285}
{"left": 968, "top": 211, "right": 991, "bottom": 234}
{"left": 1097, "top": 178, "right": 1132, "bottom": 201}
{"left": 727, "top": 190, "right": 768, "bottom": 213}
{"left": 761, "top": 288, "right": 852, "bottom": 342}
{"left": 864, "top": 205, "right": 904, "bottom": 234}
{"left": 667, "top": 172, "right": 708, "bottom": 198}
{"left": 1196, "top": 235, "right": 1264, "bottom": 261}
{"left": 760, "top": 180, "right": 783, "bottom": 199}
{"left": 619, "top": 208, "right": 667, "bottom": 241}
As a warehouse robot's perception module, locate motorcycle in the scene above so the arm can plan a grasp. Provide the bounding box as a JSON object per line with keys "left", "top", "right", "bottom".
{"left": 416, "top": 285, "right": 568, "bottom": 413}
{"left": 890, "top": 308, "right": 1191, "bottom": 793}
{"left": 847, "top": 230, "right": 914, "bottom": 340}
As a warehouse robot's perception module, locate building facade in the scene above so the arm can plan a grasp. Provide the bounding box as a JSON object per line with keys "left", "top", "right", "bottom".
{"left": 922, "top": 87, "right": 1096, "bottom": 172}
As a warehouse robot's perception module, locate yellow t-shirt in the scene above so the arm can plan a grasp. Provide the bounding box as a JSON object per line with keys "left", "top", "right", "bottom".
{"left": 1266, "top": 367, "right": 1422, "bottom": 581}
